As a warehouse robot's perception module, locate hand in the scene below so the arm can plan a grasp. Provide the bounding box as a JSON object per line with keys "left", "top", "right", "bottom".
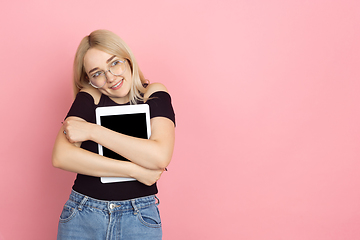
{"left": 133, "top": 167, "right": 164, "bottom": 186}
{"left": 63, "top": 118, "right": 94, "bottom": 144}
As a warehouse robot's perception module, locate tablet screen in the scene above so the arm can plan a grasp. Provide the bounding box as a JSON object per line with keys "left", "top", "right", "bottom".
{"left": 100, "top": 113, "right": 148, "bottom": 161}
{"left": 95, "top": 104, "right": 151, "bottom": 183}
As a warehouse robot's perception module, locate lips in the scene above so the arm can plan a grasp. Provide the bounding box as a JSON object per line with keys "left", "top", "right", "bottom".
{"left": 110, "top": 79, "right": 123, "bottom": 90}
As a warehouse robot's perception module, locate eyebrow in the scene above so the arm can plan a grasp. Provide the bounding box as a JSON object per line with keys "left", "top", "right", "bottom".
{"left": 88, "top": 67, "right": 99, "bottom": 75}
{"left": 106, "top": 55, "right": 117, "bottom": 63}
{"left": 88, "top": 55, "right": 117, "bottom": 75}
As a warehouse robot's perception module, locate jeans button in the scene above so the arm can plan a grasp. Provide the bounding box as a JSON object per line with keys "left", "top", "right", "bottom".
{"left": 110, "top": 204, "right": 116, "bottom": 209}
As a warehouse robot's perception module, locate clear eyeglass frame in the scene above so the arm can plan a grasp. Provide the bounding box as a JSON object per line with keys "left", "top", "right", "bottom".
{"left": 88, "top": 59, "right": 127, "bottom": 89}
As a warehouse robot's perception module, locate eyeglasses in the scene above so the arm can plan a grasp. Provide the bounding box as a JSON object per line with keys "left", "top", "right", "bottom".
{"left": 88, "top": 59, "right": 127, "bottom": 88}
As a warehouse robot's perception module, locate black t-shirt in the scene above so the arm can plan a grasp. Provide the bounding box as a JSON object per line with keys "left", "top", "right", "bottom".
{"left": 65, "top": 91, "right": 175, "bottom": 200}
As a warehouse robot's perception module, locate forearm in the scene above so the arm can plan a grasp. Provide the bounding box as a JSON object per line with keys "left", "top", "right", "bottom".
{"left": 90, "top": 118, "right": 174, "bottom": 170}
{"left": 52, "top": 128, "right": 161, "bottom": 186}
{"left": 93, "top": 130, "right": 168, "bottom": 170}
{"left": 53, "top": 147, "right": 131, "bottom": 178}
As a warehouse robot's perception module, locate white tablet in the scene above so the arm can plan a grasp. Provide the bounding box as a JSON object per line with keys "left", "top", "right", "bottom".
{"left": 95, "top": 104, "right": 151, "bottom": 183}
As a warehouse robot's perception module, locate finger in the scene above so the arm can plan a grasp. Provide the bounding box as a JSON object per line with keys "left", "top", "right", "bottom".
{"left": 66, "top": 135, "right": 75, "bottom": 143}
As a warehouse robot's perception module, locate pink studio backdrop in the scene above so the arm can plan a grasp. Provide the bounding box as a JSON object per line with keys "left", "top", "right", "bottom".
{"left": 0, "top": 0, "right": 359, "bottom": 239}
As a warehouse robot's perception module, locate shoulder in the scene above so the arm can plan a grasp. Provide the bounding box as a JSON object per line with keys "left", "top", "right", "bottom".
{"left": 143, "top": 83, "right": 175, "bottom": 125}
{"left": 144, "top": 83, "right": 168, "bottom": 100}
{"left": 80, "top": 85, "right": 102, "bottom": 105}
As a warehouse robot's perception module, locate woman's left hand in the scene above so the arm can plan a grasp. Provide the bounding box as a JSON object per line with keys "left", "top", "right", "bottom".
{"left": 63, "top": 117, "right": 94, "bottom": 144}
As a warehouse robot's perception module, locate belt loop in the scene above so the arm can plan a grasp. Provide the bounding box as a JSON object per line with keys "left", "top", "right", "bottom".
{"left": 155, "top": 195, "right": 160, "bottom": 205}
{"left": 131, "top": 199, "right": 139, "bottom": 215}
{"left": 78, "top": 196, "right": 88, "bottom": 211}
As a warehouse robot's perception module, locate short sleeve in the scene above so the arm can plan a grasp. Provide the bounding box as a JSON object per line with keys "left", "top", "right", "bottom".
{"left": 65, "top": 92, "right": 96, "bottom": 123}
{"left": 146, "top": 91, "right": 176, "bottom": 125}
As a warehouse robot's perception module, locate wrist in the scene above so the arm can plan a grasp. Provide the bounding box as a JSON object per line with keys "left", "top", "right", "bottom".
{"left": 129, "top": 163, "right": 141, "bottom": 179}
{"left": 89, "top": 123, "right": 100, "bottom": 142}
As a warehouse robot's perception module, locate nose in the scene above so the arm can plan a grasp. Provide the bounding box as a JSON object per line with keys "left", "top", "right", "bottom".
{"left": 104, "top": 70, "right": 116, "bottom": 82}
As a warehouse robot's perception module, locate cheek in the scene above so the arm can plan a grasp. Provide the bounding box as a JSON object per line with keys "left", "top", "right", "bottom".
{"left": 125, "top": 72, "right": 133, "bottom": 84}
{"left": 125, "top": 65, "right": 132, "bottom": 80}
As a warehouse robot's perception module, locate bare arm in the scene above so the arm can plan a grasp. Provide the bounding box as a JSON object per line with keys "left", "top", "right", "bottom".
{"left": 91, "top": 116, "right": 174, "bottom": 170}
{"left": 52, "top": 122, "right": 163, "bottom": 186}
{"left": 63, "top": 83, "right": 175, "bottom": 170}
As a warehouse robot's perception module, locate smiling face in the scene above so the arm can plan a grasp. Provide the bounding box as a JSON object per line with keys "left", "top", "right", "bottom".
{"left": 84, "top": 48, "right": 132, "bottom": 104}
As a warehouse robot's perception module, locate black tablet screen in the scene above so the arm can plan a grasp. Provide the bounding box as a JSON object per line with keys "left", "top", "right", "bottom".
{"left": 100, "top": 113, "right": 148, "bottom": 161}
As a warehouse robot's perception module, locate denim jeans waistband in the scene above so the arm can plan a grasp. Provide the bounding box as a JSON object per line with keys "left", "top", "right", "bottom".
{"left": 68, "top": 189, "right": 158, "bottom": 213}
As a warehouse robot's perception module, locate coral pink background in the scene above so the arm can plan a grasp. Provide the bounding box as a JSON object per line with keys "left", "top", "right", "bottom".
{"left": 1, "top": 0, "right": 359, "bottom": 239}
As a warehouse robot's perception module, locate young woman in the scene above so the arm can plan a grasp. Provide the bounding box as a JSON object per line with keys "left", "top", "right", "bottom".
{"left": 52, "top": 29, "right": 175, "bottom": 239}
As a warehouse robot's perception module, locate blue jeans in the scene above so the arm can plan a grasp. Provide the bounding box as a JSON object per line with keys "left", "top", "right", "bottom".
{"left": 57, "top": 190, "right": 162, "bottom": 240}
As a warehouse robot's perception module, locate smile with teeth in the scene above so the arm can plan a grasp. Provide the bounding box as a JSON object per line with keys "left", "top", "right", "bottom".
{"left": 111, "top": 79, "right": 123, "bottom": 89}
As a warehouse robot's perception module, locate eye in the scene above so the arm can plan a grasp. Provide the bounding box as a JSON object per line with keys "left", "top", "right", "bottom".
{"left": 91, "top": 71, "right": 102, "bottom": 78}
{"left": 111, "top": 60, "right": 121, "bottom": 67}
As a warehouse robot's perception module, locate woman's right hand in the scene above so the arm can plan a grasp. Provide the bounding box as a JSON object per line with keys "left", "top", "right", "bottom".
{"left": 132, "top": 166, "right": 164, "bottom": 186}
{"left": 63, "top": 117, "right": 94, "bottom": 144}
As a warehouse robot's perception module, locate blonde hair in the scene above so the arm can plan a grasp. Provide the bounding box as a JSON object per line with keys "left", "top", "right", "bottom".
{"left": 73, "top": 29, "right": 148, "bottom": 104}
